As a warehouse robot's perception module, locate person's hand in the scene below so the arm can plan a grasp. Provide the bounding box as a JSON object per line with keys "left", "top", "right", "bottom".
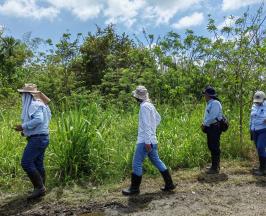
{"left": 145, "top": 144, "right": 152, "bottom": 153}
{"left": 201, "top": 124, "right": 207, "bottom": 133}
{"left": 250, "top": 130, "right": 254, "bottom": 141}
{"left": 14, "top": 125, "right": 23, "bottom": 132}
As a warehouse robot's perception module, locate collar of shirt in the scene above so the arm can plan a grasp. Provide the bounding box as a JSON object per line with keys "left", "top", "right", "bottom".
{"left": 207, "top": 99, "right": 214, "bottom": 104}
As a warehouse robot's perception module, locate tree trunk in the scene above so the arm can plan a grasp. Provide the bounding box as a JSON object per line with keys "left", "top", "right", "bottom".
{"left": 239, "top": 71, "right": 244, "bottom": 148}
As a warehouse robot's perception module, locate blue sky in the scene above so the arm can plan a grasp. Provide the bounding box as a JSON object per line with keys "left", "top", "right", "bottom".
{"left": 0, "top": 0, "right": 264, "bottom": 43}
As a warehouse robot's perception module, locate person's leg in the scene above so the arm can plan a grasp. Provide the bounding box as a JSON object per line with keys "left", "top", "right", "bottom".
{"left": 122, "top": 143, "right": 147, "bottom": 195}
{"left": 148, "top": 145, "right": 175, "bottom": 191}
{"left": 132, "top": 143, "right": 148, "bottom": 176}
{"left": 21, "top": 137, "right": 46, "bottom": 199}
{"left": 35, "top": 156, "right": 46, "bottom": 186}
{"left": 252, "top": 131, "right": 260, "bottom": 172}
{"left": 206, "top": 126, "right": 221, "bottom": 174}
{"left": 148, "top": 145, "right": 166, "bottom": 172}
{"left": 254, "top": 131, "right": 266, "bottom": 176}
{"left": 34, "top": 136, "right": 49, "bottom": 186}
{"left": 21, "top": 138, "right": 37, "bottom": 175}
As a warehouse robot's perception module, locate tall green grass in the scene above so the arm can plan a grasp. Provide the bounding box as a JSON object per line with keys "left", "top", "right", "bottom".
{"left": 0, "top": 102, "right": 254, "bottom": 188}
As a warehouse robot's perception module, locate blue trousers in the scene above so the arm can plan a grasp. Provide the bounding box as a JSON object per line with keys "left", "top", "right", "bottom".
{"left": 132, "top": 143, "right": 167, "bottom": 176}
{"left": 253, "top": 128, "right": 266, "bottom": 157}
{"left": 21, "top": 135, "right": 49, "bottom": 175}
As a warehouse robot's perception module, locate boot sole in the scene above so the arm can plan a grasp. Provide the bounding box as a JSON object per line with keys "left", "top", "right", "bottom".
{"left": 252, "top": 172, "right": 266, "bottom": 176}
{"left": 122, "top": 191, "right": 140, "bottom": 196}
{"left": 27, "top": 193, "right": 45, "bottom": 200}
{"left": 161, "top": 184, "right": 176, "bottom": 191}
{"left": 27, "top": 189, "right": 46, "bottom": 200}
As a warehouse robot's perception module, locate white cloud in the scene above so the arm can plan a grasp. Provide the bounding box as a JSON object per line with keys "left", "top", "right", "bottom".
{"left": 0, "top": 0, "right": 205, "bottom": 28}
{"left": 172, "top": 12, "right": 204, "bottom": 29}
{"left": 217, "top": 16, "right": 238, "bottom": 30}
{"left": 47, "top": 0, "right": 103, "bottom": 21}
{"left": 144, "top": 0, "right": 202, "bottom": 25}
{"left": 0, "top": 0, "right": 103, "bottom": 21}
{"left": 104, "top": 0, "right": 145, "bottom": 27}
{"left": 0, "top": 0, "right": 59, "bottom": 20}
{"left": 222, "top": 0, "right": 262, "bottom": 11}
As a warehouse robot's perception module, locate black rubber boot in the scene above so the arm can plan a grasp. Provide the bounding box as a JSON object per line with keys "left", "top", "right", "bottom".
{"left": 252, "top": 156, "right": 263, "bottom": 173}
{"left": 206, "top": 167, "right": 219, "bottom": 174}
{"left": 27, "top": 170, "right": 46, "bottom": 200}
{"left": 122, "top": 173, "right": 142, "bottom": 196}
{"left": 27, "top": 170, "right": 45, "bottom": 194}
{"left": 253, "top": 157, "right": 266, "bottom": 176}
{"left": 40, "top": 170, "right": 46, "bottom": 186}
{"left": 206, "top": 154, "right": 220, "bottom": 174}
{"left": 160, "top": 169, "right": 176, "bottom": 191}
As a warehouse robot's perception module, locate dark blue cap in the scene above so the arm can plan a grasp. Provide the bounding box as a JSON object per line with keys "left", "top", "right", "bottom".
{"left": 202, "top": 86, "right": 217, "bottom": 97}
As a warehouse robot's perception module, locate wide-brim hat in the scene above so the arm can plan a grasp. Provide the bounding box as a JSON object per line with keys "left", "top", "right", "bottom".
{"left": 132, "top": 85, "right": 149, "bottom": 101}
{"left": 253, "top": 91, "right": 265, "bottom": 103}
{"left": 18, "top": 83, "right": 51, "bottom": 104}
{"left": 18, "top": 83, "right": 40, "bottom": 93}
{"left": 202, "top": 86, "right": 217, "bottom": 97}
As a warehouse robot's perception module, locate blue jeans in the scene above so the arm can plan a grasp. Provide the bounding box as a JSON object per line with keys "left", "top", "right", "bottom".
{"left": 21, "top": 135, "right": 49, "bottom": 175}
{"left": 132, "top": 143, "right": 167, "bottom": 176}
{"left": 253, "top": 128, "right": 266, "bottom": 157}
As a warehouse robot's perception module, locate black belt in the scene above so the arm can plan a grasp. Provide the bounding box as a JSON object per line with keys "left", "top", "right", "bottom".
{"left": 210, "top": 122, "right": 219, "bottom": 127}
{"left": 29, "top": 134, "right": 49, "bottom": 138}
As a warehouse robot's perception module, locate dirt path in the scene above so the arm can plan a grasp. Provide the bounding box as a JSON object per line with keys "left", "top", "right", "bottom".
{"left": 1, "top": 162, "right": 266, "bottom": 216}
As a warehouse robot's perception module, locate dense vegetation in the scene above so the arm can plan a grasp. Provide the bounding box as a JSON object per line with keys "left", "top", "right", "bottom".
{"left": 0, "top": 6, "right": 265, "bottom": 186}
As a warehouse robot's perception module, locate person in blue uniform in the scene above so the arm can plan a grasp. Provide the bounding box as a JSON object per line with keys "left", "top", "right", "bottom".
{"left": 201, "top": 86, "right": 223, "bottom": 174}
{"left": 250, "top": 91, "right": 266, "bottom": 176}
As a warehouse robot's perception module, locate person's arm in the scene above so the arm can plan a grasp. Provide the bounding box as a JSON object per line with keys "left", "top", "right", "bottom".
{"left": 22, "top": 107, "right": 44, "bottom": 130}
{"left": 263, "top": 103, "right": 266, "bottom": 124}
{"left": 203, "top": 102, "right": 220, "bottom": 126}
{"left": 141, "top": 106, "right": 152, "bottom": 152}
{"left": 249, "top": 106, "right": 254, "bottom": 140}
{"left": 155, "top": 110, "right": 161, "bottom": 126}
{"left": 249, "top": 106, "right": 253, "bottom": 129}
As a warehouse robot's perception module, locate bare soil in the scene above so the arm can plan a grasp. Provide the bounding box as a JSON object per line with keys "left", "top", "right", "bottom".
{"left": 1, "top": 161, "right": 266, "bottom": 216}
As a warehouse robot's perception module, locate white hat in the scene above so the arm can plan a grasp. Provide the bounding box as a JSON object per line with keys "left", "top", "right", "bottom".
{"left": 253, "top": 91, "right": 266, "bottom": 103}
{"left": 132, "top": 86, "right": 149, "bottom": 101}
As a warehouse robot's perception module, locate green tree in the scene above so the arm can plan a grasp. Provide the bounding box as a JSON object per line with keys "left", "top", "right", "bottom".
{"left": 207, "top": 5, "right": 266, "bottom": 145}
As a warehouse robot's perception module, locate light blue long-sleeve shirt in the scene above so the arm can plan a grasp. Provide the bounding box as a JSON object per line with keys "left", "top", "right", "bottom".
{"left": 22, "top": 101, "right": 51, "bottom": 137}
{"left": 137, "top": 101, "right": 161, "bottom": 145}
{"left": 250, "top": 101, "right": 266, "bottom": 131}
{"left": 203, "top": 99, "right": 223, "bottom": 127}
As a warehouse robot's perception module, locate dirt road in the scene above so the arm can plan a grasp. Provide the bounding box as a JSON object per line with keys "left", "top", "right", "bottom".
{"left": 1, "top": 162, "right": 266, "bottom": 216}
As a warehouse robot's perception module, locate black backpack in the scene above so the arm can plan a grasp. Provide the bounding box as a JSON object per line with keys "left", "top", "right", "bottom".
{"left": 217, "top": 116, "right": 229, "bottom": 132}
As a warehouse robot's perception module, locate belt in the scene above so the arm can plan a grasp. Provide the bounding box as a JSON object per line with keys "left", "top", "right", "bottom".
{"left": 28, "top": 134, "right": 49, "bottom": 138}
{"left": 210, "top": 122, "right": 219, "bottom": 127}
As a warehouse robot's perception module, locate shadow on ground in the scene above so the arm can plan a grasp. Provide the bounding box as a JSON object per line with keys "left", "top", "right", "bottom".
{"left": 197, "top": 172, "right": 229, "bottom": 183}
{"left": 253, "top": 175, "right": 266, "bottom": 187}
{"left": 0, "top": 194, "right": 43, "bottom": 216}
{"left": 103, "top": 190, "right": 174, "bottom": 215}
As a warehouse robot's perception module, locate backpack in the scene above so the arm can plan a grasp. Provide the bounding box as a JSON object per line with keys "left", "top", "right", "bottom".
{"left": 217, "top": 116, "right": 229, "bottom": 132}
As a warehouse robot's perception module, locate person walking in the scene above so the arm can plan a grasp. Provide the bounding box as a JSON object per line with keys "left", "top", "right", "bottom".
{"left": 201, "top": 86, "right": 223, "bottom": 174}
{"left": 122, "top": 86, "right": 175, "bottom": 196}
{"left": 14, "top": 83, "right": 51, "bottom": 199}
{"left": 250, "top": 91, "right": 266, "bottom": 176}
